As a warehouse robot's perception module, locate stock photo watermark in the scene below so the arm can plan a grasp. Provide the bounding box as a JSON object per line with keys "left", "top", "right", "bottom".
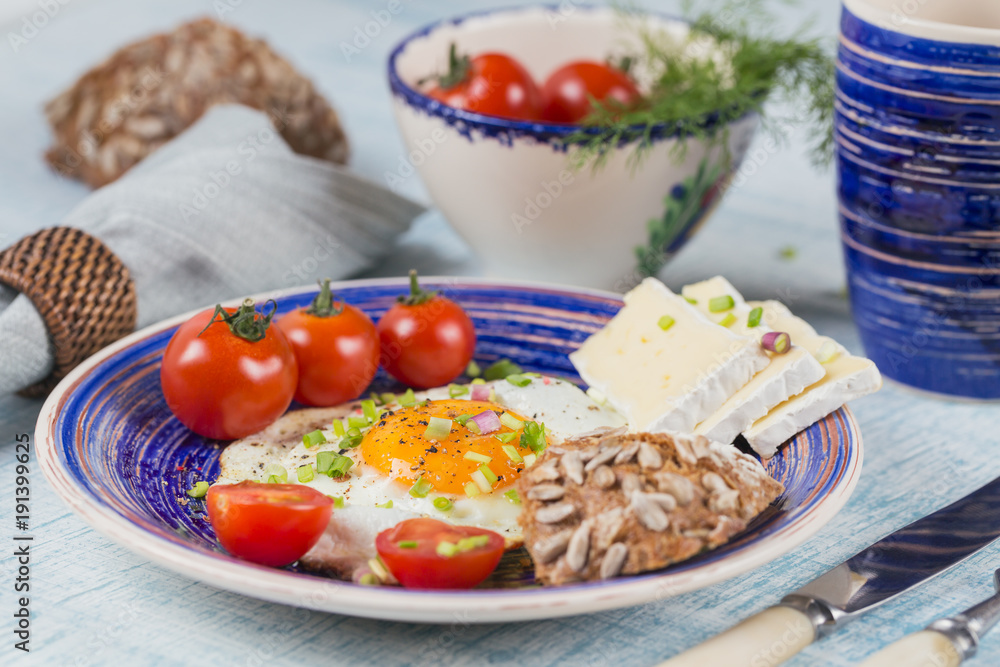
{"left": 11, "top": 432, "right": 32, "bottom": 653}
{"left": 7, "top": 0, "right": 72, "bottom": 53}
{"left": 340, "top": 0, "right": 412, "bottom": 63}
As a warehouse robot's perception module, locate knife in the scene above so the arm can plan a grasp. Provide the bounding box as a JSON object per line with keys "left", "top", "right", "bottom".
{"left": 858, "top": 568, "right": 1000, "bottom": 667}
{"left": 659, "top": 475, "right": 1000, "bottom": 666}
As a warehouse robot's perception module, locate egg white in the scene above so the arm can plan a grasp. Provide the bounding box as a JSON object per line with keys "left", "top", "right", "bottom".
{"left": 216, "top": 375, "right": 625, "bottom": 541}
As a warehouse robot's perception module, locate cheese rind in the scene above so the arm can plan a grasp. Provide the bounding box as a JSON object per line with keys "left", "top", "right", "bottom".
{"left": 743, "top": 300, "right": 882, "bottom": 458}
{"left": 682, "top": 277, "right": 826, "bottom": 444}
{"left": 569, "top": 278, "right": 770, "bottom": 433}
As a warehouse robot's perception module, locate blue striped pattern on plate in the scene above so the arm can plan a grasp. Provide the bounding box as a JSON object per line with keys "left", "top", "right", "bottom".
{"left": 37, "top": 278, "right": 862, "bottom": 623}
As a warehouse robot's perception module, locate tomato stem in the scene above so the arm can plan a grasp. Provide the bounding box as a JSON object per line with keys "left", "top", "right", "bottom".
{"left": 198, "top": 298, "right": 276, "bottom": 342}
{"left": 418, "top": 42, "right": 470, "bottom": 90}
{"left": 305, "top": 278, "right": 345, "bottom": 318}
{"left": 397, "top": 270, "right": 438, "bottom": 306}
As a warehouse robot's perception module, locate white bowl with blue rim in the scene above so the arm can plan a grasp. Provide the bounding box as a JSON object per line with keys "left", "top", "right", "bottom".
{"left": 387, "top": 6, "right": 758, "bottom": 292}
{"left": 836, "top": 0, "right": 1000, "bottom": 399}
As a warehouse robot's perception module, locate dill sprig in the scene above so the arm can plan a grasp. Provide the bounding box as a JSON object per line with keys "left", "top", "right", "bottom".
{"left": 568, "top": 0, "right": 835, "bottom": 171}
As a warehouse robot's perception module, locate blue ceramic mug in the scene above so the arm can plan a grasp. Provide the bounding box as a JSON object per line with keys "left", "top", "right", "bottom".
{"left": 836, "top": 0, "right": 1000, "bottom": 399}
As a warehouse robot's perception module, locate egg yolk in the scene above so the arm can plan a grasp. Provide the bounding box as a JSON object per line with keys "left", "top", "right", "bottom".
{"left": 360, "top": 399, "right": 532, "bottom": 495}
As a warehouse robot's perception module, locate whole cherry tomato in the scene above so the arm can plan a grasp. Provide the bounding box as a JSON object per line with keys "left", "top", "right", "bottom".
{"left": 376, "top": 270, "right": 476, "bottom": 389}
{"left": 160, "top": 299, "right": 298, "bottom": 440}
{"left": 277, "top": 280, "right": 380, "bottom": 406}
{"left": 426, "top": 44, "right": 542, "bottom": 121}
{"left": 541, "top": 60, "right": 641, "bottom": 123}
{"left": 207, "top": 481, "right": 333, "bottom": 567}
{"left": 375, "top": 518, "right": 504, "bottom": 589}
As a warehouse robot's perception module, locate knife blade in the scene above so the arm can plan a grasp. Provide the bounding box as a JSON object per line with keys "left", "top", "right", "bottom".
{"left": 659, "top": 475, "right": 1000, "bottom": 667}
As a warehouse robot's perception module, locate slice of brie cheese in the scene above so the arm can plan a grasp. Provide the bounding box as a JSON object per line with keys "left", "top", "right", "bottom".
{"left": 742, "top": 300, "right": 882, "bottom": 458}
{"left": 569, "top": 278, "right": 770, "bottom": 433}
{"left": 682, "top": 277, "right": 826, "bottom": 444}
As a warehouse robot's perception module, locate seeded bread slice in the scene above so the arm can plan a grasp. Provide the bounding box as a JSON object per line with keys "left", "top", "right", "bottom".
{"left": 516, "top": 429, "right": 783, "bottom": 585}
{"left": 44, "top": 17, "right": 349, "bottom": 187}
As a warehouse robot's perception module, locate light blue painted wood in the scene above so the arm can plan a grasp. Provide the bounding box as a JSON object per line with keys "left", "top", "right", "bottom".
{"left": 3, "top": 0, "right": 1000, "bottom": 665}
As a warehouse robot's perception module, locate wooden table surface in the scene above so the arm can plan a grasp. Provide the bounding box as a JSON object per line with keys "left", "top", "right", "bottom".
{"left": 3, "top": 0, "right": 1000, "bottom": 665}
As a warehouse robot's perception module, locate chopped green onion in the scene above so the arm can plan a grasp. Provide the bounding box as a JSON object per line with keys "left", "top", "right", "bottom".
{"left": 816, "top": 340, "right": 841, "bottom": 364}
{"left": 466, "top": 360, "right": 482, "bottom": 378}
{"left": 369, "top": 391, "right": 383, "bottom": 406}
{"left": 495, "top": 432, "right": 517, "bottom": 444}
{"left": 471, "top": 378, "right": 486, "bottom": 385}
{"left": 483, "top": 358, "right": 522, "bottom": 381}
{"left": 361, "top": 399, "right": 378, "bottom": 423}
{"left": 505, "top": 374, "right": 532, "bottom": 387}
{"left": 465, "top": 420, "right": 481, "bottom": 434}
{"left": 316, "top": 451, "right": 335, "bottom": 474}
{"left": 520, "top": 421, "right": 547, "bottom": 453}
{"left": 464, "top": 481, "right": 482, "bottom": 498}
{"left": 296, "top": 465, "right": 315, "bottom": 483}
{"left": 329, "top": 455, "right": 354, "bottom": 477}
{"left": 359, "top": 573, "right": 379, "bottom": 586}
{"left": 463, "top": 451, "right": 492, "bottom": 464}
{"left": 399, "top": 388, "right": 417, "bottom": 407}
{"left": 779, "top": 245, "right": 798, "bottom": 260}
{"left": 376, "top": 500, "right": 393, "bottom": 509}
{"left": 368, "top": 556, "right": 390, "bottom": 581}
{"left": 398, "top": 540, "right": 418, "bottom": 549}
{"left": 331, "top": 496, "right": 345, "bottom": 509}
{"left": 409, "top": 476, "right": 433, "bottom": 498}
{"left": 433, "top": 497, "right": 453, "bottom": 512}
{"left": 348, "top": 416, "right": 369, "bottom": 429}
{"left": 747, "top": 307, "right": 763, "bottom": 328}
{"left": 424, "top": 416, "right": 453, "bottom": 440}
{"left": 502, "top": 445, "right": 523, "bottom": 463}
{"left": 332, "top": 419, "right": 346, "bottom": 438}
{"left": 708, "top": 295, "right": 736, "bottom": 312}
{"left": 471, "top": 469, "right": 492, "bottom": 494}
{"left": 504, "top": 489, "right": 521, "bottom": 505}
{"left": 586, "top": 387, "right": 607, "bottom": 405}
{"left": 499, "top": 412, "right": 524, "bottom": 430}
{"left": 303, "top": 429, "right": 327, "bottom": 448}
{"left": 263, "top": 464, "right": 287, "bottom": 484}
{"left": 448, "top": 383, "right": 469, "bottom": 398}
{"left": 478, "top": 464, "right": 498, "bottom": 485}
{"left": 658, "top": 315, "right": 676, "bottom": 331}
{"left": 523, "top": 453, "right": 537, "bottom": 467}
{"left": 456, "top": 535, "right": 490, "bottom": 551}
{"left": 340, "top": 426, "right": 363, "bottom": 449}
{"left": 718, "top": 313, "right": 737, "bottom": 327}
{"left": 381, "top": 392, "right": 397, "bottom": 405}
{"left": 684, "top": 296, "right": 698, "bottom": 304}
{"left": 455, "top": 413, "right": 474, "bottom": 426}
{"left": 436, "top": 541, "right": 459, "bottom": 557}
{"left": 186, "top": 481, "right": 209, "bottom": 498}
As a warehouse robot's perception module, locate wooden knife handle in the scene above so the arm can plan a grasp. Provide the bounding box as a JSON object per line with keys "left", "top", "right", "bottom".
{"left": 857, "top": 631, "right": 963, "bottom": 667}
{"left": 658, "top": 606, "right": 816, "bottom": 667}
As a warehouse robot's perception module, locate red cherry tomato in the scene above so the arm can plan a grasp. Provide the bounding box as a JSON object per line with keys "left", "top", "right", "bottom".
{"left": 376, "top": 271, "right": 476, "bottom": 389}
{"left": 541, "top": 60, "right": 641, "bottom": 124}
{"left": 206, "top": 482, "right": 333, "bottom": 567}
{"left": 375, "top": 518, "right": 504, "bottom": 589}
{"left": 277, "top": 280, "right": 380, "bottom": 407}
{"left": 160, "top": 300, "right": 298, "bottom": 440}
{"left": 426, "top": 45, "right": 542, "bottom": 121}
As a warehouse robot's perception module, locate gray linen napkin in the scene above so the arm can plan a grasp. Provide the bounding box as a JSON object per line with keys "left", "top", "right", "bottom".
{"left": 0, "top": 104, "right": 425, "bottom": 394}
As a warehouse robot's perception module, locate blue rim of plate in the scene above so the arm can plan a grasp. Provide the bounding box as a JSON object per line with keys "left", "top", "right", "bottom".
{"left": 36, "top": 277, "right": 863, "bottom": 623}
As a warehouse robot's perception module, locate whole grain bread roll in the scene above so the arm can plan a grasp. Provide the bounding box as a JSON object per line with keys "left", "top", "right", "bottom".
{"left": 45, "top": 17, "right": 349, "bottom": 187}
{"left": 517, "top": 428, "right": 784, "bottom": 585}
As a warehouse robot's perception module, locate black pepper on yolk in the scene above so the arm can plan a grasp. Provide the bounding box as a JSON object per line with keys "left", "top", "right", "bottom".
{"left": 360, "top": 399, "right": 531, "bottom": 495}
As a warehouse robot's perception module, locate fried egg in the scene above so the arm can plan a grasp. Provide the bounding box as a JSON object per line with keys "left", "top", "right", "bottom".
{"left": 216, "top": 376, "right": 626, "bottom": 545}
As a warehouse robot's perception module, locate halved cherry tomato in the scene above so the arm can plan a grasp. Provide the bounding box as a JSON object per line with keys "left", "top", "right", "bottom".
{"left": 541, "top": 60, "right": 641, "bottom": 124}
{"left": 207, "top": 482, "right": 332, "bottom": 567}
{"left": 277, "top": 279, "right": 380, "bottom": 407}
{"left": 426, "top": 44, "right": 542, "bottom": 121}
{"left": 160, "top": 299, "right": 298, "bottom": 440}
{"left": 376, "top": 271, "right": 476, "bottom": 389}
{"left": 375, "top": 518, "right": 504, "bottom": 589}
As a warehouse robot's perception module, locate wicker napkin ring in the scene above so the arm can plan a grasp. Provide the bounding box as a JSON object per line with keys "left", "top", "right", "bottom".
{"left": 0, "top": 227, "right": 137, "bottom": 397}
